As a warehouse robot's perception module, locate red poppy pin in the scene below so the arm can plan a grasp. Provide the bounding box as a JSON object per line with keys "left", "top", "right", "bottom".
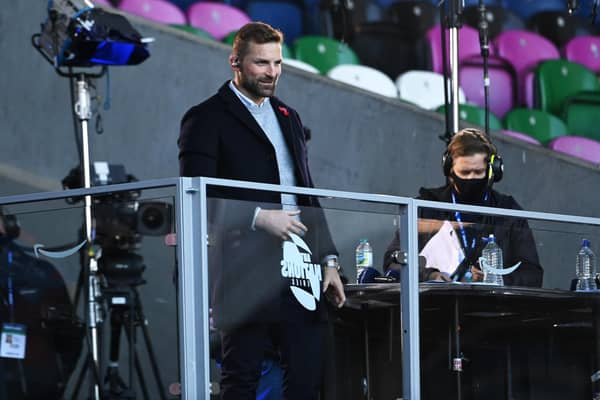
{"left": 278, "top": 106, "right": 289, "bottom": 117}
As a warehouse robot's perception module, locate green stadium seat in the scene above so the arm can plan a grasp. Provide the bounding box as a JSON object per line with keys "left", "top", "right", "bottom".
{"left": 293, "top": 36, "right": 360, "bottom": 74}
{"left": 436, "top": 103, "right": 503, "bottom": 131}
{"left": 504, "top": 108, "right": 568, "bottom": 145}
{"left": 535, "top": 59, "right": 600, "bottom": 116}
{"left": 563, "top": 91, "right": 600, "bottom": 142}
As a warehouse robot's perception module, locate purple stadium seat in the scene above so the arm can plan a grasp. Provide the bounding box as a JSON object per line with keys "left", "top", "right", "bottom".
{"left": 460, "top": 57, "right": 516, "bottom": 118}
{"left": 427, "top": 25, "right": 513, "bottom": 117}
{"left": 564, "top": 36, "right": 600, "bottom": 75}
{"left": 494, "top": 30, "right": 559, "bottom": 107}
{"left": 548, "top": 136, "right": 600, "bottom": 164}
{"left": 119, "top": 0, "right": 186, "bottom": 24}
{"left": 187, "top": 2, "right": 251, "bottom": 40}
{"left": 500, "top": 130, "right": 542, "bottom": 145}
{"left": 426, "top": 25, "right": 493, "bottom": 75}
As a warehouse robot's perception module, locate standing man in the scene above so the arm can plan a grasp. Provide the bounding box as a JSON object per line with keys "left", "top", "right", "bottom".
{"left": 384, "top": 128, "right": 543, "bottom": 286}
{"left": 178, "top": 22, "right": 345, "bottom": 400}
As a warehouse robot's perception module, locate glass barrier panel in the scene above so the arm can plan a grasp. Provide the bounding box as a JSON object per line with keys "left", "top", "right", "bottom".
{"left": 0, "top": 185, "right": 178, "bottom": 400}
{"left": 416, "top": 204, "right": 600, "bottom": 400}
{"left": 205, "top": 184, "right": 408, "bottom": 400}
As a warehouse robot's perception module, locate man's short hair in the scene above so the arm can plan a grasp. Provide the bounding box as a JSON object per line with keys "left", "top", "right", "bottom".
{"left": 447, "top": 128, "right": 496, "bottom": 162}
{"left": 232, "top": 22, "right": 284, "bottom": 62}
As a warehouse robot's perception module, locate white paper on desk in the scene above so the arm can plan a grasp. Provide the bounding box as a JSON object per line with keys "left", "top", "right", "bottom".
{"left": 419, "top": 220, "right": 465, "bottom": 275}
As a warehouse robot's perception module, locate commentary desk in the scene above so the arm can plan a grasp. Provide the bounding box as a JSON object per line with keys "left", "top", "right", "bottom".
{"left": 330, "top": 283, "right": 600, "bottom": 400}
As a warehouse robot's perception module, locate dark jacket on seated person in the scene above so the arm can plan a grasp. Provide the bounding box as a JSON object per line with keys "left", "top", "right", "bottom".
{"left": 383, "top": 185, "right": 544, "bottom": 287}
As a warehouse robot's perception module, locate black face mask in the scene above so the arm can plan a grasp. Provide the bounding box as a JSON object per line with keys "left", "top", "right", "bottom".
{"left": 451, "top": 174, "right": 488, "bottom": 203}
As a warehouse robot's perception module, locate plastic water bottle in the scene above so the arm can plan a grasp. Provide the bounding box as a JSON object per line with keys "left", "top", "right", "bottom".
{"left": 355, "top": 239, "right": 373, "bottom": 282}
{"left": 576, "top": 239, "right": 597, "bottom": 291}
{"left": 482, "top": 234, "right": 504, "bottom": 286}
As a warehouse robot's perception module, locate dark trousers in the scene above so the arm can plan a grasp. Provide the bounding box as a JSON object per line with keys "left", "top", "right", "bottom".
{"left": 219, "top": 321, "right": 325, "bottom": 400}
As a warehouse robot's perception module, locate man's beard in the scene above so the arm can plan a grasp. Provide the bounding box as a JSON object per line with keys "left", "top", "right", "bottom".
{"left": 241, "top": 76, "right": 277, "bottom": 99}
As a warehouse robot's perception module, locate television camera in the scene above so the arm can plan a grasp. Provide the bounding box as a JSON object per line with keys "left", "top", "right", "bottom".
{"left": 62, "top": 162, "right": 172, "bottom": 287}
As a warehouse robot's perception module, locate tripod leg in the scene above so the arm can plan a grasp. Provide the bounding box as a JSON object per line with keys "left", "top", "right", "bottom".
{"left": 133, "top": 350, "right": 151, "bottom": 400}
{"left": 133, "top": 287, "right": 168, "bottom": 400}
{"left": 68, "top": 352, "right": 89, "bottom": 400}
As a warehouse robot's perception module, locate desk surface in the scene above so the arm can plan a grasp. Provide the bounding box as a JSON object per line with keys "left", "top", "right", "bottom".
{"left": 343, "top": 282, "right": 600, "bottom": 313}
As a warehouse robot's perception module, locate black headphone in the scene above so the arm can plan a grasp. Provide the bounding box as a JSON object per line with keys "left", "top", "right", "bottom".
{"left": 231, "top": 57, "right": 240, "bottom": 67}
{"left": 442, "top": 128, "right": 504, "bottom": 185}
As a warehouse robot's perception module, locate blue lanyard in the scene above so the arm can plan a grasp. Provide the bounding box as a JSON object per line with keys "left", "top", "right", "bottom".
{"left": 7, "top": 250, "right": 15, "bottom": 322}
{"left": 451, "top": 193, "right": 476, "bottom": 255}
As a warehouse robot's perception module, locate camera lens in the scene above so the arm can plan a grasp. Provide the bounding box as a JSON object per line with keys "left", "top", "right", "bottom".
{"left": 141, "top": 207, "right": 164, "bottom": 231}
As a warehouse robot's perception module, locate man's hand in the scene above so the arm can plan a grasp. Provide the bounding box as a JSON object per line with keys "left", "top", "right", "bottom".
{"left": 429, "top": 271, "right": 451, "bottom": 282}
{"left": 255, "top": 209, "right": 307, "bottom": 240}
{"left": 469, "top": 266, "right": 484, "bottom": 282}
{"left": 323, "top": 267, "right": 346, "bottom": 308}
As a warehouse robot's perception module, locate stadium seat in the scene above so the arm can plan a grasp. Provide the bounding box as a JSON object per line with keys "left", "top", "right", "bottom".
{"left": 493, "top": 30, "right": 559, "bottom": 107}
{"left": 563, "top": 91, "right": 600, "bottom": 142}
{"left": 244, "top": 0, "right": 305, "bottom": 44}
{"left": 283, "top": 58, "right": 320, "bottom": 73}
{"left": 395, "top": 70, "right": 466, "bottom": 110}
{"left": 564, "top": 36, "right": 600, "bottom": 75}
{"left": 504, "top": 0, "right": 567, "bottom": 20}
{"left": 118, "top": 0, "right": 187, "bottom": 24}
{"left": 327, "top": 64, "right": 398, "bottom": 98}
{"left": 385, "top": 1, "right": 438, "bottom": 37}
{"left": 426, "top": 25, "right": 489, "bottom": 75}
{"left": 499, "top": 130, "right": 542, "bottom": 145}
{"left": 548, "top": 136, "right": 600, "bottom": 164}
{"left": 527, "top": 11, "right": 597, "bottom": 49}
{"left": 459, "top": 57, "right": 516, "bottom": 118}
{"left": 170, "top": 24, "right": 214, "bottom": 40}
{"left": 574, "top": 0, "right": 600, "bottom": 25}
{"left": 293, "top": 36, "right": 359, "bottom": 74}
{"left": 351, "top": 22, "right": 430, "bottom": 79}
{"left": 436, "top": 103, "right": 503, "bottom": 131}
{"left": 463, "top": 5, "right": 525, "bottom": 40}
{"left": 504, "top": 108, "right": 568, "bottom": 145}
{"left": 535, "top": 59, "right": 600, "bottom": 116}
{"left": 187, "top": 2, "right": 251, "bottom": 40}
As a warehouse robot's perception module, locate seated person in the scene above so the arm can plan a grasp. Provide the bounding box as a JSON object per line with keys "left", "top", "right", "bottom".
{"left": 383, "top": 128, "right": 543, "bottom": 287}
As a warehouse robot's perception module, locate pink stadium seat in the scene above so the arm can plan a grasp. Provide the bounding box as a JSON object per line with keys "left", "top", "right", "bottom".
{"left": 119, "top": 0, "right": 186, "bottom": 24}
{"left": 548, "top": 136, "right": 600, "bottom": 164}
{"left": 460, "top": 57, "right": 516, "bottom": 118}
{"left": 493, "top": 30, "right": 559, "bottom": 107}
{"left": 500, "top": 130, "right": 542, "bottom": 145}
{"left": 564, "top": 36, "right": 600, "bottom": 75}
{"left": 187, "top": 2, "right": 251, "bottom": 40}
{"left": 426, "top": 25, "right": 494, "bottom": 75}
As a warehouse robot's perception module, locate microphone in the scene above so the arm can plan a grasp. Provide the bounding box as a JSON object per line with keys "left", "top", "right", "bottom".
{"left": 450, "top": 256, "right": 470, "bottom": 282}
{"left": 567, "top": 0, "right": 578, "bottom": 14}
{"left": 478, "top": 1, "right": 489, "bottom": 57}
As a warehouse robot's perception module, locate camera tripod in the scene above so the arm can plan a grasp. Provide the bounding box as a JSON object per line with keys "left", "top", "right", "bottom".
{"left": 70, "top": 272, "right": 167, "bottom": 400}
{"left": 103, "top": 281, "right": 167, "bottom": 400}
